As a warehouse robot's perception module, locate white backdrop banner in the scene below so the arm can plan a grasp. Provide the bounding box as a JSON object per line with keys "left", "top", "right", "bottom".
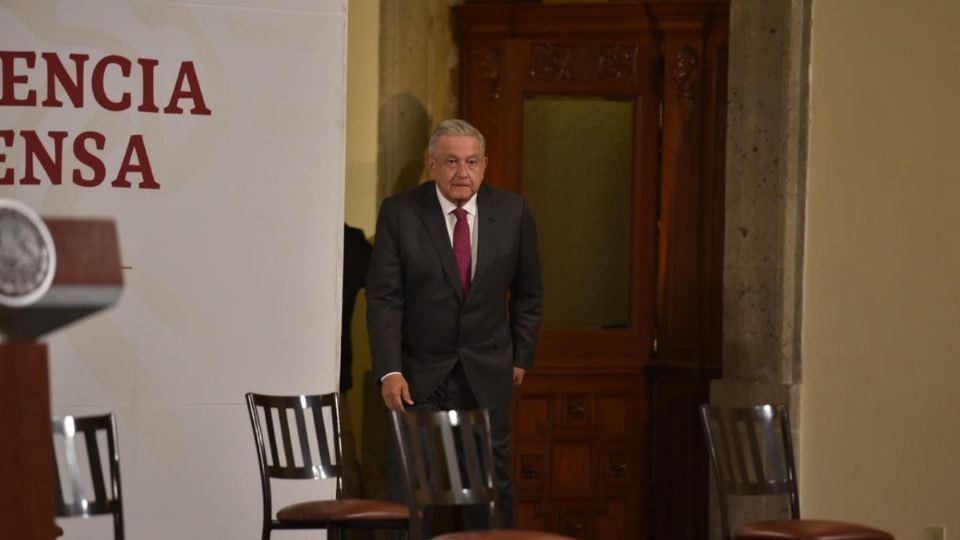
{"left": 0, "top": 0, "right": 346, "bottom": 538}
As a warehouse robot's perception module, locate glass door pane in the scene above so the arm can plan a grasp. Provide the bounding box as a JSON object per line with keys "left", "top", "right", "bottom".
{"left": 522, "top": 95, "right": 634, "bottom": 330}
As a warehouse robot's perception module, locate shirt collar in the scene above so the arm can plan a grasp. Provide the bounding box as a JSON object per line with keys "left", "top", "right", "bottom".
{"left": 436, "top": 184, "right": 478, "bottom": 217}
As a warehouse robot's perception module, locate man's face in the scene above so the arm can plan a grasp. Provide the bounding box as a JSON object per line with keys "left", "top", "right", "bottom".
{"left": 427, "top": 134, "right": 487, "bottom": 206}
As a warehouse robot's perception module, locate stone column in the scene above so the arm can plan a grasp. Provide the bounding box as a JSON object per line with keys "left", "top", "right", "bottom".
{"left": 711, "top": 0, "right": 811, "bottom": 535}
{"left": 377, "top": 0, "right": 462, "bottom": 203}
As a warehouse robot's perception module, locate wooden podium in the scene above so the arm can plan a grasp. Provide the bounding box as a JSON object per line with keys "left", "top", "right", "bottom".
{"left": 0, "top": 200, "right": 123, "bottom": 540}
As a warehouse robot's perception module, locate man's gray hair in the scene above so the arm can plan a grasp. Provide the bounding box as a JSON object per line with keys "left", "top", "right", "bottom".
{"left": 427, "top": 119, "right": 486, "bottom": 156}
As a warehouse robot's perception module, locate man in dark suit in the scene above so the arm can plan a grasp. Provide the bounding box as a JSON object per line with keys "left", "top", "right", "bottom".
{"left": 367, "top": 118, "right": 542, "bottom": 529}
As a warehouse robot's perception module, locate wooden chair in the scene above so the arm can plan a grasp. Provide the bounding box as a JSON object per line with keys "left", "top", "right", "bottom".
{"left": 51, "top": 413, "right": 124, "bottom": 540}
{"left": 389, "top": 408, "right": 574, "bottom": 540}
{"left": 245, "top": 392, "right": 409, "bottom": 539}
{"left": 699, "top": 404, "right": 894, "bottom": 540}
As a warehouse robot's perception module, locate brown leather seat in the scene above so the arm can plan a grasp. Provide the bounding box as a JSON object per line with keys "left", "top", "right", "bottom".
{"left": 735, "top": 519, "right": 894, "bottom": 540}
{"left": 276, "top": 498, "right": 409, "bottom": 523}
{"left": 433, "top": 530, "right": 582, "bottom": 540}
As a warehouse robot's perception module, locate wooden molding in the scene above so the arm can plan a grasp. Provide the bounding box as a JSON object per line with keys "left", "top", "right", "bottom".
{"left": 673, "top": 45, "right": 699, "bottom": 120}
{"left": 529, "top": 43, "right": 640, "bottom": 83}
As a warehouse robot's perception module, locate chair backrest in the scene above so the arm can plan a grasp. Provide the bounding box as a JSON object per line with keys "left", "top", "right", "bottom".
{"left": 51, "top": 413, "right": 124, "bottom": 540}
{"left": 389, "top": 408, "right": 499, "bottom": 540}
{"left": 245, "top": 392, "right": 345, "bottom": 513}
{"left": 699, "top": 404, "right": 799, "bottom": 539}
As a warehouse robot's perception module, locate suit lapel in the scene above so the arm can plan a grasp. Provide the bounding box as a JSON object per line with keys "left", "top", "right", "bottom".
{"left": 472, "top": 186, "right": 496, "bottom": 289}
{"left": 418, "top": 182, "right": 465, "bottom": 300}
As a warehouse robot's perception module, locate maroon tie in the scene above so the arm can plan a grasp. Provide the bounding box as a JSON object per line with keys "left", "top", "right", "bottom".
{"left": 452, "top": 207, "right": 472, "bottom": 295}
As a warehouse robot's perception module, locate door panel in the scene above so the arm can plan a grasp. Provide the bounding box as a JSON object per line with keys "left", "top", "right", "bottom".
{"left": 501, "top": 37, "right": 659, "bottom": 367}
{"left": 522, "top": 95, "right": 634, "bottom": 331}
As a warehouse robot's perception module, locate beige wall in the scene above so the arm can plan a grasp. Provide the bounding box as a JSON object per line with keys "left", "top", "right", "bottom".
{"left": 802, "top": 1, "right": 960, "bottom": 538}
{"left": 345, "top": 0, "right": 379, "bottom": 235}
{"left": 345, "top": 0, "right": 379, "bottom": 456}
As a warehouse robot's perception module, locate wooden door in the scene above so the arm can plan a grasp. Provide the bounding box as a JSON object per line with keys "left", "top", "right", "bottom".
{"left": 455, "top": 4, "right": 728, "bottom": 539}
{"left": 499, "top": 37, "right": 657, "bottom": 540}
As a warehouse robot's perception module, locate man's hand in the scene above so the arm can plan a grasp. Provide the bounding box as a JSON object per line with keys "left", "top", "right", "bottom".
{"left": 513, "top": 367, "right": 526, "bottom": 386}
{"left": 381, "top": 373, "right": 414, "bottom": 411}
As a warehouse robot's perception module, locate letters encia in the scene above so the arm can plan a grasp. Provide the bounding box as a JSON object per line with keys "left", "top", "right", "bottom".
{"left": 0, "top": 51, "right": 213, "bottom": 190}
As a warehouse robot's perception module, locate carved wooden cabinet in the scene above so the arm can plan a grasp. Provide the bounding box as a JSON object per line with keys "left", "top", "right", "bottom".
{"left": 513, "top": 372, "right": 645, "bottom": 538}
{"left": 455, "top": 3, "right": 728, "bottom": 539}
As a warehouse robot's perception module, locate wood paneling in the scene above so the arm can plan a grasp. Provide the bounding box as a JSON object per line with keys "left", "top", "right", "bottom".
{"left": 0, "top": 343, "right": 56, "bottom": 540}
{"left": 647, "top": 364, "right": 719, "bottom": 540}
{"left": 510, "top": 372, "right": 645, "bottom": 538}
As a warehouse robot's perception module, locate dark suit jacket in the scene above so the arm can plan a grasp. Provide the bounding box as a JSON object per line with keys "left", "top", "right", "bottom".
{"left": 366, "top": 181, "right": 542, "bottom": 408}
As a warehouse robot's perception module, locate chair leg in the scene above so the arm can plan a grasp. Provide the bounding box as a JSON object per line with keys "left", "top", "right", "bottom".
{"left": 114, "top": 513, "right": 124, "bottom": 540}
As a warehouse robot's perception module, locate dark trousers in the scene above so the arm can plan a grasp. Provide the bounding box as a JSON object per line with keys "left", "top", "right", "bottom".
{"left": 387, "top": 363, "right": 516, "bottom": 537}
